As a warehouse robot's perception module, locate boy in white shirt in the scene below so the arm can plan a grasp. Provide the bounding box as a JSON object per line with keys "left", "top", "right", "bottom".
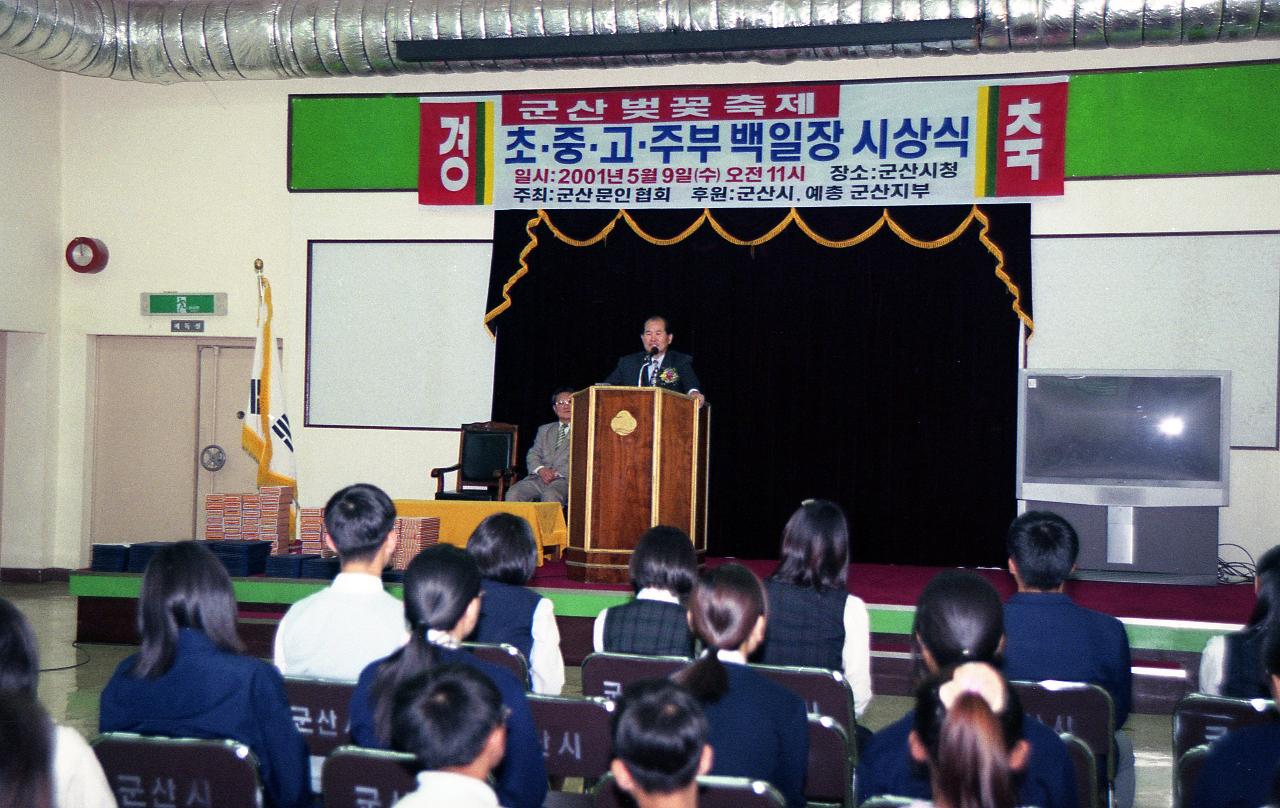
{"left": 274, "top": 483, "right": 407, "bottom": 680}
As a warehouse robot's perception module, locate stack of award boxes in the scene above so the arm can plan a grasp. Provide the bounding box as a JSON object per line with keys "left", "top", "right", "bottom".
{"left": 204, "top": 486, "right": 295, "bottom": 554}
{"left": 391, "top": 517, "right": 441, "bottom": 570}
{"left": 298, "top": 508, "right": 334, "bottom": 558}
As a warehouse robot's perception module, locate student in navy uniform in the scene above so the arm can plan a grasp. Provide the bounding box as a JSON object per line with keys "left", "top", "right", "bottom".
{"left": 909, "top": 662, "right": 1030, "bottom": 808}
{"left": 756, "top": 499, "right": 873, "bottom": 721}
{"left": 466, "top": 513, "right": 565, "bottom": 695}
{"left": 609, "top": 680, "right": 714, "bottom": 808}
{"left": 349, "top": 544, "right": 547, "bottom": 808}
{"left": 1200, "top": 544, "right": 1280, "bottom": 699}
{"left": 1001, "top": 511, "right": 1134, "bottom": 808}
{"left": 855, "top": 570, "right": 1077, "bottom": 808}
{"left": 593, "top": 526, "right": 698, "bottom": 657}
{"left": 99, "top": 542, "right": 311, "bottom": 808}
{"left": 673, "top": 563, "right": 808, "bottom": 808}
{"left": 1189, "top": 630, "right": 1280, "bottom": 808}
{"left": 389, "top": 665, "right": 509, "bottom": 808}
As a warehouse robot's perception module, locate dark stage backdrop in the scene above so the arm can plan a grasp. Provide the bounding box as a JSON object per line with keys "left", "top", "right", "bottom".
{"left": 486, "top": 205, "right": 1032, "bottom": 566}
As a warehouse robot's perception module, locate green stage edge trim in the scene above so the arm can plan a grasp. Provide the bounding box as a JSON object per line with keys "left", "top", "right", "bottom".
{"left": 70, "top": 573, "right": 1217, "bottom": 652}
{"left": 287, "top": 64, "right": 1280, "bottom": 191}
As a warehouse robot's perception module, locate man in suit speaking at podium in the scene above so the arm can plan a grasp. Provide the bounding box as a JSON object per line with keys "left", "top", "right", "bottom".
{"left": 604, "top": 316, "right": 705, "bottom": 407}
{"left": 507, "top": 387, "right": 575, "bottom": 505}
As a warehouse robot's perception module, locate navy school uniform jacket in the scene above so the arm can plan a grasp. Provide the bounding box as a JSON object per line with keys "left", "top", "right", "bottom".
{"left": 1188, "top": 721, "right": 1280, "bottom": 808}
{"left": 855, "top": 708, "right": 1079, "bottom": 808}
{"left": 700, "top": 660, "right": 809, "bottom": 808}
{"left": 348, "top": 644, "right": 548, "bottom": 808}
{"left": 98, "top": 628, "right": 311, "bottom": 808}
{"left": 1002, "top": 592, "right": 1133, "bottom": 728}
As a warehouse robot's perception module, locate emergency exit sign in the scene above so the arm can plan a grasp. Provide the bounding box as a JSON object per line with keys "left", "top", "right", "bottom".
{"left": 141, "top": 293, "right": 227, "bottom": 316}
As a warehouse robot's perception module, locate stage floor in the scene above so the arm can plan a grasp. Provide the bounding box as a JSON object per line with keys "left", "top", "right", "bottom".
{"left": 71, "top": 558, "right": 1252, "bottom": 712}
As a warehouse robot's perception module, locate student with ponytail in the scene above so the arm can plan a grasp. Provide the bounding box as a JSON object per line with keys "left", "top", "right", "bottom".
{"left": 856, "top": 570, "right": 1077, "bottom": 808}
{"left": 908, "top": 662, "right": 1030, "bottom": 808}
{"left": 673, "top": 563, "right": 808, "bottom": 808}
{"left": 348, "top": 544, "right": 547, "bottom": 808}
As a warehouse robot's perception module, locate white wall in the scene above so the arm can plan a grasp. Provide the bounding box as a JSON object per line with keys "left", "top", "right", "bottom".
{"left": 2, "top": 38, "right": 1278, "bottom": 568}
{"left": 0, "top": 58, "right": 62, "bottom": 567}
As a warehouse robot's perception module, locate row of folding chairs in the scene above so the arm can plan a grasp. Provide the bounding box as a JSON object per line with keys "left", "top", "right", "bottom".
{"left": 89, "top": 733, "right": 795, "bottom": 808}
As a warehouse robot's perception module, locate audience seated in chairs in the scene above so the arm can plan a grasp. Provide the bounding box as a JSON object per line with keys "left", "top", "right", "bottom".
{"left": 909, "top": 662, "right": 1031, "bottom": 808}
{"left": 673, "top": 563, "right": 808, "bottom": 808}
{"left": 97, "top": 541, "right": 311, "bottom": 808}
{"left": 0, "top": 597, "right": 114, "bottom": 808}
{"left": 856, "top": 570, "right": 1077, "bottom": 808}
{"left": 274, "top": 483, "right": 409, "bottom": 681}
{"left": 388, "top": 664, "right": 509, "bottom": 808}
{"left": 348, "top": 544, "right": 547, "bottom": 808}
{"left": 593, "top": 525, "right": 698, "bottom": 657}
{"left": 1200, "top": 544, "right": 1280, "bottom": 699}
{"left": 466, "top": 513, "right": 565, "bottom": 695}
{"left": 609, "top": 679, "right": 714, "bottom": 808}
{"left": 1002, "top": 511, "right": 1134, "bottom": 808}
{"left": 1187, "top": 630, "right": 1280, "bottom": 808}
{"left": 755, "top": 499, "right": 873, "bottom": 726}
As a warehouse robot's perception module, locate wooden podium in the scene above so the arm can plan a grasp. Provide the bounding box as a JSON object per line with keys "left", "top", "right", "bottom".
{"left": 565, "top": 386, "right": 709, "bottom": 583}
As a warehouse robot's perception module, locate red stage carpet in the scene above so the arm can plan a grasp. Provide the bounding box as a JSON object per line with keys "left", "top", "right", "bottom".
{"left": 533, "top": 559, "right": 1255, "bottom": 625}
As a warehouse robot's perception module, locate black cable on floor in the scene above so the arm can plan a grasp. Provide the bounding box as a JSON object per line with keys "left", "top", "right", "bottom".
{"left": 39, "top": 641, "right": 91, "bottom": 673}
{"left": 1216, "top": 543, "right": 1257, "bottom": 585}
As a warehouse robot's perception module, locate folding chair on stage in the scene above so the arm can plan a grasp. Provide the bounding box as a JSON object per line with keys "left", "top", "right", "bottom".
{"left": 580, "top": 652, "right": 691, "bottom": 699}
{"left": 92, "top": 733, "right": 263, "bottom": 808}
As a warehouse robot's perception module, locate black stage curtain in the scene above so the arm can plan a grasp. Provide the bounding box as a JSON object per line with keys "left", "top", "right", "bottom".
{"left": 487, "top": 205, "right": 1031, "bottom": 566}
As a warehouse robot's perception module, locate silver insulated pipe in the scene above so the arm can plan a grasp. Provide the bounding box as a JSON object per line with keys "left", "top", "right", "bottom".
{"left": 0, "top": 0, "right": 1277, "bottom": 84}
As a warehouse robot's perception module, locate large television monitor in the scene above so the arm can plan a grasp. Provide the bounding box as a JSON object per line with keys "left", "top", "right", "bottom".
{"left": 1017, "top": 370, "right": 1230, "bottom": 507}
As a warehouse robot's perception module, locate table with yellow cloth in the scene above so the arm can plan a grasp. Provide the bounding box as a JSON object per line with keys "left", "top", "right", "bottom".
{"left": 393, "top": 500, "right": 567, "bottom": 565}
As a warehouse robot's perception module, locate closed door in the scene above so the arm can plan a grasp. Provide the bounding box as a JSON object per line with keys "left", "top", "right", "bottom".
{"left": 194, "top": 345, "right": 259, "bottom": 538}
{"left": 90, "top": 336, "right": 260, "bottom": 543}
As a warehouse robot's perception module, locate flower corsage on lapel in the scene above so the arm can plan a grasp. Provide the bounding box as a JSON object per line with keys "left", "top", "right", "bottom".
{"left": 658, "top": 367, "right": 680, "bottom": 387}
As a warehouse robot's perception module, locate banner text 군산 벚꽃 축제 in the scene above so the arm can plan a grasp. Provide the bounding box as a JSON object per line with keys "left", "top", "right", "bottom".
{"left": 418, "top": 78, "right": 1067, "bottom": 209}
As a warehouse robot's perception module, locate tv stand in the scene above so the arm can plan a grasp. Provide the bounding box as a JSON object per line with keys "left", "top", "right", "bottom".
{"left": 1020, "top": 501, "right": 1219, "bottom": 586}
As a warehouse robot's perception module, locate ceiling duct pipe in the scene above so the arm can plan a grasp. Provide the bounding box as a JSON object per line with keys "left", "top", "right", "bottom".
{"left": 0, "top": 0, "right": 1276, "bottom": 84}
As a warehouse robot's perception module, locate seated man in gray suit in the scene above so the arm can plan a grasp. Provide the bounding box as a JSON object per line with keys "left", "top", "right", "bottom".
{"left": 506, "top": 387, "right": 573, "bottom": 504}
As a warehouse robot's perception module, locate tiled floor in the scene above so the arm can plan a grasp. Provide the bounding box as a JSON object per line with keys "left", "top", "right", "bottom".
{"left": 2, "top": 581, "right": 1177, "bottom": 807}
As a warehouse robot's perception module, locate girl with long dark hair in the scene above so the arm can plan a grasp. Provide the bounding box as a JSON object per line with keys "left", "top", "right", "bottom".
{"left": 347, "top": 543, "right": 547, "bottom": 808}
{"left": 673, "top": 563, "right": 808, "bottom": 808}
{"left": 0, "top": 597, "right": 113, "bottom": 808}
{"left": 98, "top": 542, "right": 310, "bottom": 808}
{"left": 758, "top": 499, "right": 872, "bottom": 717}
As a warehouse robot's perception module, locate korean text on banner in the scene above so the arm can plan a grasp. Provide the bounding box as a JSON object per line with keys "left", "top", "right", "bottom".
{"left": 418, "top": 78, "right": 1068, "bottom": 209}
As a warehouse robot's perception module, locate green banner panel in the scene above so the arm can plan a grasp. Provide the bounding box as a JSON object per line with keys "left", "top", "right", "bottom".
{"left": 1066, "top": 63, "right": 1280, "bottom": 177}
{"left": 289, "top": 95, "right": 421, "bottom": 191}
